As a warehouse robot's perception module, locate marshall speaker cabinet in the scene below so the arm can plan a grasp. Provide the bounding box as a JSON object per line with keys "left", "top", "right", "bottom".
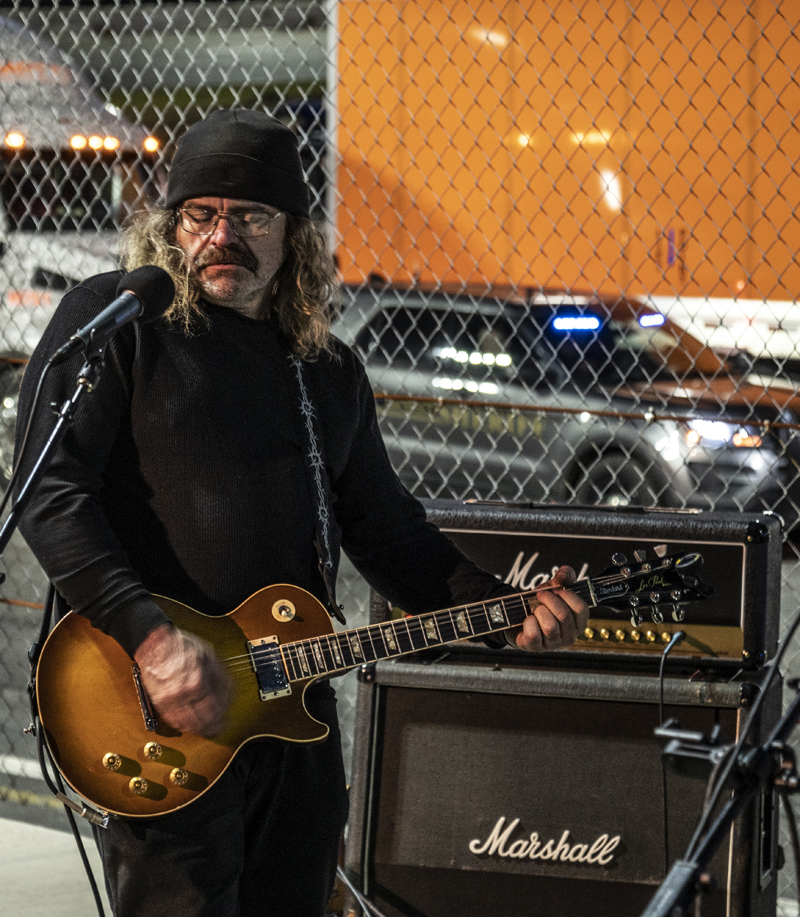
{"left": 344, "top": 501, "right": 784, "bottom": 917}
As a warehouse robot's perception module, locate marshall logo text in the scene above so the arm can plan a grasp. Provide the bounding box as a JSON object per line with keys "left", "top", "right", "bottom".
{"left": 469, "top": 817, "right": 621, "bottom": 865}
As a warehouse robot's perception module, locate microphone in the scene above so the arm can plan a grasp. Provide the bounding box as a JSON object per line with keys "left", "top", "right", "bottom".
{"left": 49, "top": 266, "right": 175, "bottom": 365}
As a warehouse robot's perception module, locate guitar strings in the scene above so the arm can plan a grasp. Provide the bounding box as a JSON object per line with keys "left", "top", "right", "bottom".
{"left": 213, "top": 562, "right": 673, "bottom": 682}
{"left": 217, "top": 565, "right": 665, "bottom": 679}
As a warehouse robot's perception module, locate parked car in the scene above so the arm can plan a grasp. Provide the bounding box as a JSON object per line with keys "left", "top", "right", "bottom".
{"left": 333, "top": 280, "right": 800, "bottom": 527}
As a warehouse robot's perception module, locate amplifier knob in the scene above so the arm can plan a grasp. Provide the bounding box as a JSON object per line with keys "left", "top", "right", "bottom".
{"left": 583, "top": 627, "right": 595, "bottom": 640}
{"left": 645, "top": 630, "right": 657, "bottom": 643}
{"left": 615, "top": 629, "right": 626, "bottom": 642}
{"left": 630, "top": 630, "right": 641, "bottom": 642}
{"left": 599, "top": 628, "right": 611, "bottom": 640}
{"left": 129, "top": 777, "right": 148, "bottom": 796}
{"left": 661, "top": 631, "right": 671, "bottom": 643}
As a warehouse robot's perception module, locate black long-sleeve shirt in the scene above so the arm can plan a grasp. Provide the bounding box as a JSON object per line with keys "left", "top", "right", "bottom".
{"left": 16, "top": 271, "right": 507, "bottom": 657}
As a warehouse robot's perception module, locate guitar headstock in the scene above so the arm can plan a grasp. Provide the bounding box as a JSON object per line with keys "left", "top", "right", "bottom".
{"left": 590, "top": 550, "right": 713, "bottom": 625}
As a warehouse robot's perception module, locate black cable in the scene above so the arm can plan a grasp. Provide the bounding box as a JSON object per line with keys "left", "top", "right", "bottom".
{"left": 658, "top": 631, "right": 686, "bottom": 876}
{"left": 28, "top": 585, "right": 108, "bottom": 916}
{"left": 658, "top": 631, "right": 686, "bottom": 727}
{"left": 0, "top": 357, "right": 54, "bottom": 517}
{"left": 34, "top": 700, "right": 106, "bottom": 916}
{"left": 52, "top": 763, "right": 107, "bottom": 917}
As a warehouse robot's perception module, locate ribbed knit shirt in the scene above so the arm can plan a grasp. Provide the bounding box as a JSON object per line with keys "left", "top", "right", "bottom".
{"left": 16, "top": 271, "right": 507, "bottom": 658}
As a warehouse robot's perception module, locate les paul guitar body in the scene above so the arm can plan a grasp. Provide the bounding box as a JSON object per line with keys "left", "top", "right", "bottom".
{"left": 35, "top": 551, "right": 711, "bottom": 819}
{"left": 36, "top": 584, "right": 334, "bottom": 819}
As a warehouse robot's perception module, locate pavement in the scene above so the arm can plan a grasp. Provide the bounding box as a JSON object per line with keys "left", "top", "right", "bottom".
{"left": 1, "top": 812, "right": 111, "bottom": 917}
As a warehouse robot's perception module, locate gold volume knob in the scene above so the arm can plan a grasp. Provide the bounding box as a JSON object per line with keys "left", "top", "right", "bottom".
{"left": 599, "top": 628, "right": 611, "bottom": 640}
{"left": 102, "top": 753, "right": 122, "bottom": 772}
{"left": 615, "top": 629, "right": 626, "bottom": 642}
{"left": 645, "top": 630, "right": 657, "bottom": 643}
{"left": 129, "top": 777, "right": 148, "bottom": 796}
{"left": 170, "top": 768, "right": 189, "bottom": 787}
{"left": 630, "top": 630, "right": 641, "bottom": 642}
{"left": 144, "top": 742, "right": 163, "bottom": 760}
{"left": 583, "top": 626, "right": 595, "bottom": 640}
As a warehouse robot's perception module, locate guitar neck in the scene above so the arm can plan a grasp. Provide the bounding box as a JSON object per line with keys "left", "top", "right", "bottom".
{"left": 278, "top": 579, "right": 596, "bottom": 684}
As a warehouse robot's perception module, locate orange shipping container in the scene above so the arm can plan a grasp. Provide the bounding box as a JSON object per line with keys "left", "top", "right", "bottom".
{"left": 336, "top": 0, "right": 800, "bottom": 356}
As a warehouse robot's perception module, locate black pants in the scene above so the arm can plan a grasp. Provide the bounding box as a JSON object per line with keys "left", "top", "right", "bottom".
{"left": 93, "top": 684, "right": 349, "bottom": 917}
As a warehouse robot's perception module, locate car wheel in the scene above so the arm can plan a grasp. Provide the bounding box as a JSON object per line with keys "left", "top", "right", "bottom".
{"left": 0, "top": 362, "right": 25, "bottom": 483}
{"left": 571, "top": 452, "right": 660, "bottom": 508}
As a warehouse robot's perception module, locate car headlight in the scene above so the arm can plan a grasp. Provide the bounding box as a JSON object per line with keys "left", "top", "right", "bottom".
{"left": 685, "top": 419, "right": 763, "bottom": 449}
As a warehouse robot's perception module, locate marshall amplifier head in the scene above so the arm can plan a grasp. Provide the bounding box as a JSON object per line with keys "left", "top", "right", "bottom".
{"left": 345, "top": 659, "right": 781, "bottom": 917}
{"left": 409, "top": 499, "right": 783, "bottom": 671}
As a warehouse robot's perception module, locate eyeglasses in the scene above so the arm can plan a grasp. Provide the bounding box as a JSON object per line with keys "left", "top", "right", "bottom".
{"left": 177, "top": 206, "right": 283, "bottom": 238}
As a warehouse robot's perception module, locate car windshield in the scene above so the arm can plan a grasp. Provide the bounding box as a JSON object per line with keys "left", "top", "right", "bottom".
{"left": 354, "top": 295, "right": 685, "bottom": 392}
{"left": 515, "top": 305, "right": 681, "bottom": 388}
{"left": 0, "top": 150, "right": 158, "bottom": 232}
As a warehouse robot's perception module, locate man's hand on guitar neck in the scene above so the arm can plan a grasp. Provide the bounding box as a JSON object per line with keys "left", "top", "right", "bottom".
{"left": 134, "top": 623, "right": 233, "bottom": 738}
{"left": 508, "top": 565, "right": 590, "bottom": 652}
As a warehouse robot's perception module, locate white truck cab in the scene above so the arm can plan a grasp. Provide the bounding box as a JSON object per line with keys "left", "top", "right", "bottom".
{"left": 0, "top": 16, "right": 162, "bottom": 477}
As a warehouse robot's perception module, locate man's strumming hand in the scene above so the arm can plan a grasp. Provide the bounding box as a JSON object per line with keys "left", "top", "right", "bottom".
{"left": 134, "top": 623, "right": 232, "bottom": 738}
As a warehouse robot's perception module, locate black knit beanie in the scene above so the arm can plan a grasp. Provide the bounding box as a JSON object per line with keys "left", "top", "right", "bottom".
{"left": 165, "top": 109, "right": 310, "bottom": 217}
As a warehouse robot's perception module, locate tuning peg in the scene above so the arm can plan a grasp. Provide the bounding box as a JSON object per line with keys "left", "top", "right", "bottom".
{"left": 630, "top": 609, "right": 643, "bottom": 627}
{"left": 653, "top": 544, "right": 668, "bottom": 558}
{"left": 671, "top": 607, "right": 685, "bottom": 622}
{"left": 633, "top": 549, "right": 647, "bottom": 563}
{"left": 651, "top": 607, "right": 664, "bottom": 624}
{"left": 611, "top": 553, "right": 627, "bottom": 566}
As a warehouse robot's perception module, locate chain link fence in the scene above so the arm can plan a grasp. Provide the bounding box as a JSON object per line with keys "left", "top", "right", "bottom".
{"left": 0, "top": 0, "right": 799, "bottom": 911}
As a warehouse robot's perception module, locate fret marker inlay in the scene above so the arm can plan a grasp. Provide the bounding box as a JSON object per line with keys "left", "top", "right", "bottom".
{"left": 382, "top": 626, "right": 397, "bottom": 650}
{"left": 297, "top": 646, "right": 310, "bottom": 674}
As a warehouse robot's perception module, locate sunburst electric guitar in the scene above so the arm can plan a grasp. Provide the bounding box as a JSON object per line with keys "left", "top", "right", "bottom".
{"left": 35, "top": 550, "right": 711, "bottom": 818}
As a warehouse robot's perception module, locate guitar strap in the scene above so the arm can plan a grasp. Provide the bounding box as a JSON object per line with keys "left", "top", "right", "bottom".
{"left": 285, "top": 353, "right": 346, "bottom": 625}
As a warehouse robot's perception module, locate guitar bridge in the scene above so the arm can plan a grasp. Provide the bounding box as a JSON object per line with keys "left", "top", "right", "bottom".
{"left": 247, "top": 636, "right": 292, "bottom": 701}
{"left": 131, "top": 663, "right": 158, "bottom": 731}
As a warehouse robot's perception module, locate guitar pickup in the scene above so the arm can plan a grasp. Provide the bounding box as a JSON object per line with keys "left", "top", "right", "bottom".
{"left": 247, "top": 636, "right": 292, "bottom": 701}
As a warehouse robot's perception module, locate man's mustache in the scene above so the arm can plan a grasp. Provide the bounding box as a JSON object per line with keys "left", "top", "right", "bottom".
{"left": 194, "top": 245, "right": 259, "bottom": 273}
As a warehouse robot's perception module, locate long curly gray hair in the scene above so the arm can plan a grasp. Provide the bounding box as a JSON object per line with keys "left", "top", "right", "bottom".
{"left": 119, "top": 206, "right": 338, "bottom": 360}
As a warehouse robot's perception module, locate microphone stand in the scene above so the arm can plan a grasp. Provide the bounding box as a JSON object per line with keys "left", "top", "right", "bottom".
{"left": 641, "top": 681, "right": 800, "bottom": 916}
{"left": 1, "top": 345, "right": 113, "bottom": 917}
{"left": 0, "top": 348, "right": 105, "bottom": 557}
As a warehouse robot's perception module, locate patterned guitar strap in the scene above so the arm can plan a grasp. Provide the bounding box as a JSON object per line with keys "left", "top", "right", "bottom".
{"left": 286, "top": 353, "right": 347, "bottom": 625}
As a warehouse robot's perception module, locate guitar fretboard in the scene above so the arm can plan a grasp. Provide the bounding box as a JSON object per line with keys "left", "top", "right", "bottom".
{"left": 246, "top": 552, "right": 700, "bottom": 688}
{"left": 278, "top": 586, "right": 588, "bottom": 683}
